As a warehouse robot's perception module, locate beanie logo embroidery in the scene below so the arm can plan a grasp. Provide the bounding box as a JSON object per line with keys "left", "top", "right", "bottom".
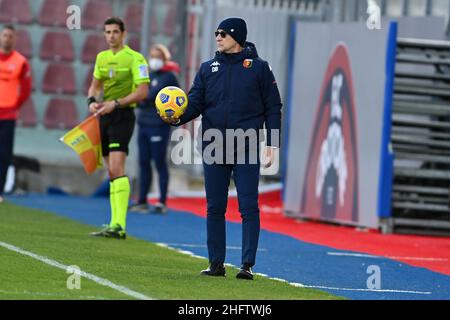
{"left": 243, "top": 59, "right": 253, "bottom": 69}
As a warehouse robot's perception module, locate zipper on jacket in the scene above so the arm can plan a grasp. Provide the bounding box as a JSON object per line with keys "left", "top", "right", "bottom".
{"left": 223, "top": 62, "right": 232, "bottom": 128}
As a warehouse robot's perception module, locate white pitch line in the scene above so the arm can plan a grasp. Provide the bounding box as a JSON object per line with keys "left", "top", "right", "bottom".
{"left": 157, "top": 243, "right": 433, "bottom": 296}
{"left": 327, "top": 252, "right": 448, "bottom": 262}
{"left": 0, "top": 241, "right": 153, "bottom": 300}
{"left": 288, "top": 283, "right": 432, "bottom": 295}
{"left": 0, "top": 289, "right": 108, "bottom": 300}
{"left": 160, "top": 242, "right": 268, "bottom": 252}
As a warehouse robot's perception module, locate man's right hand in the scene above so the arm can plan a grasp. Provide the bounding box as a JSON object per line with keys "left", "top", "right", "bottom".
{"left": 89, "top": 102, "right": 101, "bottom": 114}
{"left": 161, "top": 116, "right": 181, "bottom": 125}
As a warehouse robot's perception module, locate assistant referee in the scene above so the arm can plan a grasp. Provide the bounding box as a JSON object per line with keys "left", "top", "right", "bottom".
{"left": 88, "top": 17, "right": 150, "bottom": 239}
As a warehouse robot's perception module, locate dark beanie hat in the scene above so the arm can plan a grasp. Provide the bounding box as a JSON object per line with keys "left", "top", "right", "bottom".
{"left": 217, "top": 17, "right": 247, "bottom": 47}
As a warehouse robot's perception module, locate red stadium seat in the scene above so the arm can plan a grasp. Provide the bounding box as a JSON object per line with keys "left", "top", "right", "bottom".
{"left": 42, "top": 64, "right": 76, "bottom": 94}
{"left": 0, "top": 0, "right": 33, "bottom": 24}
{"left": 43, "top": 98, "right": 79, "bottom": 130}
{"left": 17, "top": 98, "right": 37, "bottom": 128}
{"left": 124, "top": 2, "right": 143, "bottom": 33}
{"left": 82, "top": 0, "right": 113, "bottom": 30}
{"left": 127, "top": 36, "right": 141, "bottom": 52}
{"left": 15, "top": 29, "right": 33, "bottom": 59}
{"left": 38, "top": 0, "right": 70, "bottom": 27}
{"left": 40, "top": 32, "right": 74, "bottom": 62}
{"left": 82, "top": 35, "right": 107, "bottom": 63}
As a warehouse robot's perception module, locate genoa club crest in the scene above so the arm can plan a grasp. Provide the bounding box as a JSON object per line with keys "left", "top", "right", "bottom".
{"left": 243, "top": 59, "right": 253, "bottom": 69}
{"left": 301, "top": 44, "right": 359, "bottom": 224}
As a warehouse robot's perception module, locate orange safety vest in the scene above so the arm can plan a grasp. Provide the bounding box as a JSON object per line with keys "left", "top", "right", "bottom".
{"left": 0, "top": 51, "right": 27, "bottom": 109}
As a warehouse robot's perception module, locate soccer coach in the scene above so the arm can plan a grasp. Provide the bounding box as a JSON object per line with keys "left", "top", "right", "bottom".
{"left": 88, "top": 17, "right": 150, "bottom": 239}
{"left": 163, "top": 17, "right": 282, "bottom": 280}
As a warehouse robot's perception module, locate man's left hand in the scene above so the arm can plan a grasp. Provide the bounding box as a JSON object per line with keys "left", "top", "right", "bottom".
{"left": 95, "top": 101, "right": 116, "bottom": 116}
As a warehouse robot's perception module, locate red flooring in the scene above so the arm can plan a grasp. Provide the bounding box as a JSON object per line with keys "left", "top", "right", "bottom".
{"left": 160, "top": 191, "right": 450, "bottom": 276}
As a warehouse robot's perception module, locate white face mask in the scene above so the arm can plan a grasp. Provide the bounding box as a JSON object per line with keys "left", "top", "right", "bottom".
{"left": 149, "top": 58, "right": 164, "bottom": 71}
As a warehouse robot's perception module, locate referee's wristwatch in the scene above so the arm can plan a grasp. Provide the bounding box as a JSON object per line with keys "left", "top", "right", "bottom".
{"left": 113, "top": 99, "right": 121, "bottom": 110}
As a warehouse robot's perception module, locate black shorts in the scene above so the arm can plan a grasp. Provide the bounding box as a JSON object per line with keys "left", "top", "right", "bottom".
{"left": 100, "top": 108, "right": 135, "bottom": 157}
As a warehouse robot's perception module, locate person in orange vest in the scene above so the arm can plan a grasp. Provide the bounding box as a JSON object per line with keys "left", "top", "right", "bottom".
{"left": 0, "top": 25, "right": 32, "bottom": 203}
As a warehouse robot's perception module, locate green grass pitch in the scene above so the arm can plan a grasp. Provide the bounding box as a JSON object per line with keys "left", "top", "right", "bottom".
{"left": 0, "top": 202, "right": 342, "bottom": 300}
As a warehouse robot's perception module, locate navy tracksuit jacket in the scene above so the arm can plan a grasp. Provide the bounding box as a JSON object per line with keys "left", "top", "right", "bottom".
{"left": 136, "top": 70, "right": 179, "bottom": 205}
{"left": 177, "top": 42, "right": 282, "bottom": 266}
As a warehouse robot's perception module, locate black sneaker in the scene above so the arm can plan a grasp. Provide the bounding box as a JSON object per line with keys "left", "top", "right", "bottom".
{"left": 236, "top": 264, "right": 254, "bottom": 280}
{"left": 151, "top": 202, "right": 168, "bottom": 214}
{"left": 200, "top": 263, "right": 226, "bottom": 277}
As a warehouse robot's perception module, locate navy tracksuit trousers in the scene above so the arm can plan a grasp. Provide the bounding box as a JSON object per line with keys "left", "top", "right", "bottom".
{"left": 137, "top": 125, "right": 170, "bottom": 205}
{"left": 0, "top": 120, "right": 15, "bottom": 195}
{"left": 203, "top": 162, "right": 260, "bottom": 267}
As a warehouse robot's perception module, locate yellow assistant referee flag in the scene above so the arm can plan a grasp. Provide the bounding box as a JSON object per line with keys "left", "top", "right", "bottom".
{"left": 60, "top": 115, "right": 103, "bottom": 174}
